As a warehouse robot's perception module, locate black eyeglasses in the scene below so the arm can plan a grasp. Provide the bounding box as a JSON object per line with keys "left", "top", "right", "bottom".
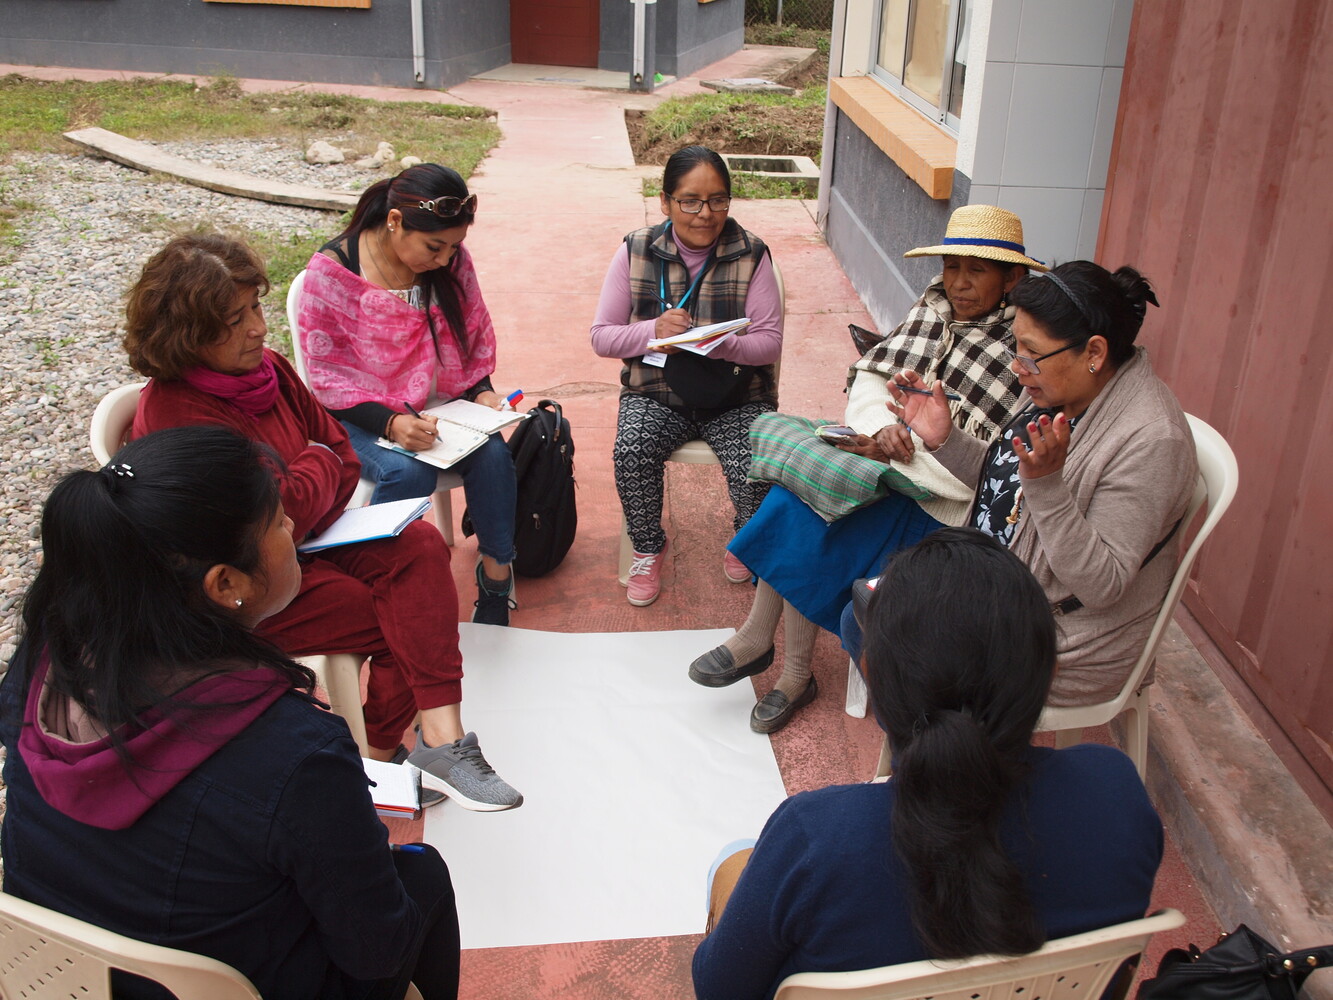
{"left": 668, "top": 195, "right": 732, "bottom": 214}
{"left": 416, "top": 194, "right": 478, "bottom": 219}
{"left": 1007, "top": 339, "right": 1088, "bottom": 375}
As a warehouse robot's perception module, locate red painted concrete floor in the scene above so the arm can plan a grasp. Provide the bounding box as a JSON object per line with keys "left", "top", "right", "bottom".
{"left": 10, "top": 48, "right": 1222, "bottom": 998}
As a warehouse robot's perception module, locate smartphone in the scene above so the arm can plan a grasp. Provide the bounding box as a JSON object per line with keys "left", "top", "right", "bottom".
{"left": 817, "top": 424, "right": 858, "bottom": 440}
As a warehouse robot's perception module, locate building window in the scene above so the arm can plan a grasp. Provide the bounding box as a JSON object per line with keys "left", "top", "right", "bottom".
{"left": 203, "top": 0, "right": 370, "bottom": 7}
{"left": 873, "top": 0, "right": 971, "bottom": 131}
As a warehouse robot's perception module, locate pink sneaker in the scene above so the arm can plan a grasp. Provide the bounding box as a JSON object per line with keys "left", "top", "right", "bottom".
{"left": 626, "top": 542, "right": 667, "bottom": 607}
{"left": 723, "top": 549, "right": 751, "bottom": 583}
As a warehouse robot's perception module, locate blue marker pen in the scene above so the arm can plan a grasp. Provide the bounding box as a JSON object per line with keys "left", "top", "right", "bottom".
{"left": 389, "top": 843, "right": 427, "bottom": 854}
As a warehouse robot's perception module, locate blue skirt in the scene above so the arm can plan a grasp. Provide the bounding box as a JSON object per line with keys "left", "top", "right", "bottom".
{"left": 728, "top": 485, "right": 943, "bottom": 633}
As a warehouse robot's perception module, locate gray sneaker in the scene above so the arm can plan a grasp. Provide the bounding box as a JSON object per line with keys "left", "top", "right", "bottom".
{"left": 389, "top": 745, "right": 446, "bottom": 809}
{"left": 407, "top": 731, "right": 523, "bottom": 812}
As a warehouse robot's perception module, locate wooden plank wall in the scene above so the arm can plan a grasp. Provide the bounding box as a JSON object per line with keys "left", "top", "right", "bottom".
{"left": 1098, "top": 0, "right": 1333, "bottom": 812}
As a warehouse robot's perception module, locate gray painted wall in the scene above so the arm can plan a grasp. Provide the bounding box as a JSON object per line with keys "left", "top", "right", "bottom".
{"left": 600, "top": 0, "right": 743, "bottom": 78}
{"left": 0, "top": 0, "right": 508, "bottom": 91}
{"left": 824, "top": 109, "right": 970, "bottom": 334}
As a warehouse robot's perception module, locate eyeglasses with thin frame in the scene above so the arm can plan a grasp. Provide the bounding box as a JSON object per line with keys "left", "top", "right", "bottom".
{"left": 416, "top": 194, "right": 478, "bottom": 219}
{"left": 1007, "top": 338, "right": 1088, "bottom": 375}
{"left": 667, "top": 195, "right": 732, "bottom": 214}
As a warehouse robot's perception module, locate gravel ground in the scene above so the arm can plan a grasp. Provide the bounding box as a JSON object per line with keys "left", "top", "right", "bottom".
{"left": 0, "top": 140, "right": 366, "bottom": 661}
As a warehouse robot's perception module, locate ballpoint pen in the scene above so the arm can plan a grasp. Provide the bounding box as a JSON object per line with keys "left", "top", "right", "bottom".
{"left": 403, "top": 401, "right": 442, "bottom": 441}
{"left": 895, "top": 384, "right": 963, "bottom": 402}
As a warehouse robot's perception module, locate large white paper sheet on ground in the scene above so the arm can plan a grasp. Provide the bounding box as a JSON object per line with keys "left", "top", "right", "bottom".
{"left": 423, "top": 625, "right": 789, "bottom": 950}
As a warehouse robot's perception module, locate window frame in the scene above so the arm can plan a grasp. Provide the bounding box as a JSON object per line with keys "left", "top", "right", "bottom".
{"left": 869, "top": 0, "right": 970, "bottom": 134}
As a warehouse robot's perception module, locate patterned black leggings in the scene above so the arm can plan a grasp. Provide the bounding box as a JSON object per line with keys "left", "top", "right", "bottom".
{"left": 613, "top": 393, "right": 774, "bottom": 554}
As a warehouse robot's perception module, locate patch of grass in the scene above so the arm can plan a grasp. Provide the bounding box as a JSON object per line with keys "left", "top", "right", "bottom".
{"left": 745, "top": 23, "right": 831, "bottom": 54}
{"left": 642, "top": 171, "right": 812, "bottom": 201}
{"left": 0, "top": 182, "right": 37, "bottom": 259}
{"left": 249, "top": 222, "right": 349, "bottom": 358}
{"left": 0, "top": 75, "right": 500, "bottom": 175}
{"left": 642, "top": 86, "right": 824, "bottom": 146}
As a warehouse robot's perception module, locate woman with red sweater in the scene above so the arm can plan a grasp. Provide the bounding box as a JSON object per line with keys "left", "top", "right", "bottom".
{"left": 125, "top": 233, "right": 521, "bottom": 812}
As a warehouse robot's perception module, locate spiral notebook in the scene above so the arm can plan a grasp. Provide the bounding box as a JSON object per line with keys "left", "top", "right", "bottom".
{"left": 376, "top": 399, "right": 528, "bottom": 471}
{"left": 296, "top": 496, "right": 432, "bottom": 553}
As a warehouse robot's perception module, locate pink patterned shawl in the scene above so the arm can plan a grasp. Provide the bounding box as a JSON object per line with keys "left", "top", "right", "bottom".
{"left": 296, "top": 246, "right": 497, "bottom": 410}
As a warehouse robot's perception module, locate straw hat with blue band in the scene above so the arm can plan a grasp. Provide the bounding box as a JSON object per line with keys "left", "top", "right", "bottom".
{"left": 903, "top": 205, "right": 1049, "bottom": 271}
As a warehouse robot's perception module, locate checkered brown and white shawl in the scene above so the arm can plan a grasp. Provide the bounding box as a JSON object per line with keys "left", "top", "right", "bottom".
{"left": 847, "top": 280, "right": 1021, "bottom": 441}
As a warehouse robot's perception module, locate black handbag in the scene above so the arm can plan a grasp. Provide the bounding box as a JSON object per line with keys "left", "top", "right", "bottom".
{"left": 663, "top": 351, "right": 759, "bottom": 410}
{"left": 1137, "top": 925, "right": 1333, "bottom": 1000}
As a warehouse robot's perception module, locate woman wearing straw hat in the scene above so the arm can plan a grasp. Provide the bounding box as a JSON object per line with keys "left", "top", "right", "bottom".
{"left": 687, "top": 205, "right": 1046, "bottom": 733}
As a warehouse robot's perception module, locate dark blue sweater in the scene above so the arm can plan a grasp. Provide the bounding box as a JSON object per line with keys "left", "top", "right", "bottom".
{"left": 0, "top": 642, "right": 420, "bottom": 1000}
{"left": 693, "top": 744, "right": 1163, "bottom": 1000}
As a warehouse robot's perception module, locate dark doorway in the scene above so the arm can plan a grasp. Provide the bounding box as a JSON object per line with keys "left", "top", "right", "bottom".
{"left": 511, "top": 0, "right": 601, "bottom": 67}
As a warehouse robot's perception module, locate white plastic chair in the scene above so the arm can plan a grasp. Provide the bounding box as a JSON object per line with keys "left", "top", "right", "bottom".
{"left": 857, "top": 413, "right": 1240, "bottom": 782}
{"left": 0, "top": 892, "right": 425, "bottom": 1000}
{"left": 1034, "top": 413, "right": 1238, "bottom": 777}
{"left": 286, "top": 269, "right": 462, "bottom": 543}
{"left": 773, "top": 908, "right": 1185, "bottom": 1000}
{"left": 88, "top": 381, "right": 148, "bottom": 465}
{"left": 89, "top": 384, "right": 374, "bottom": 757}
{"left": 0, "top": 890, "right": 262, "bottom": 999}
{"left": 617, "top": 259, "right": 786, "bottom": 584}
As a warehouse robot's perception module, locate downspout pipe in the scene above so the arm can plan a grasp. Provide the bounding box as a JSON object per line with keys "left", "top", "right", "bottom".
{"left": 816, "top": 0, "right": 848, "bottom": 229}
{"left": 411, "top": 0, "right": 426, "bottom": 85}
{"left": 630, "top": 0, "right": 657, "bottom": 93}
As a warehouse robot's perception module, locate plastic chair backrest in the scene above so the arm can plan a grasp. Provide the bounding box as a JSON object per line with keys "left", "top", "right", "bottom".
{"left": 1036, "top": 413, "right": 1238, "bottom": 732}
{"left": 0, "top": 891, "right": 261, "bottom": 999}
{"left": 286, "top": 269, "right": 312, "bottom": 383}
{"left": 773, "top": 908, "right": 1185, "bottom": 1000}
{"left": 89, "top": 382, "right": 147, "bottom": 466}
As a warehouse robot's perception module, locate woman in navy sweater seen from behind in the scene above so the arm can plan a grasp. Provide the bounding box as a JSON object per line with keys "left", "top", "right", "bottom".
{"left": 693, "top": 527, "right": 1163, "bottom": 1000}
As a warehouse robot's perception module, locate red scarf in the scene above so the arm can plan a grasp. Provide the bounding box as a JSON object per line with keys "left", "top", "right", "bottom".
{"left": 181, "top": 354, "right": 281, "bottom": 416}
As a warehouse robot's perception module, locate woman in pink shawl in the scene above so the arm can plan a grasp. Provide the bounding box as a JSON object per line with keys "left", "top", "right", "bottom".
{"left": 297, "top": 164, "right": 518, "bottom": 627}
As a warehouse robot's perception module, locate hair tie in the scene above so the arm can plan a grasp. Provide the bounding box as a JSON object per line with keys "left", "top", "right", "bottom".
{"left": 1041, "top": 271, "right": 1093, "bottom": 326}
{"left": 110, "top": 463, "right": 135, "bottom": 478}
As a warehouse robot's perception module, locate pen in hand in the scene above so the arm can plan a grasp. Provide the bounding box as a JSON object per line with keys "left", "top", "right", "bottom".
{"left": 402, "top": 401, "right": 442, "bottom": 442}
{"left": 895, "top": 384, "right": 963, "bottom": 402}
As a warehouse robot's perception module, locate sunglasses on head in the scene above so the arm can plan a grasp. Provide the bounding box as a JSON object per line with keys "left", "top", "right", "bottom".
{"left": 416, "top": 194, "right": 478, "bottom": 219}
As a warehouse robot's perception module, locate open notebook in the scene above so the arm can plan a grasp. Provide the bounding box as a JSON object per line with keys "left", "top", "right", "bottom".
{"left": 296, "top": 496, "right": 431, "bottom": 553}
{"left": 376, "top": 398, "right": 528, "bottom": 471}
{"left": 363, "top": 757, "right": 421, "bottom": 820}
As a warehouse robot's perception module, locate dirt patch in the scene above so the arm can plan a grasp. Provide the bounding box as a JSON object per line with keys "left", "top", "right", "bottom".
{"left": 625, "top": 101, "right": 825, "bottom": 165}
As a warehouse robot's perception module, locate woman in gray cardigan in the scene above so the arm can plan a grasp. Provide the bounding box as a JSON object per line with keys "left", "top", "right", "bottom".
{"left": 888, "top": 261, "right": 1196, "bottom": 706}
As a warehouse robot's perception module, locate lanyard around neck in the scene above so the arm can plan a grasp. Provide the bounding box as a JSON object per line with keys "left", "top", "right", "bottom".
{"left": 658, "top": 222, "right": 716, "bottom": 313}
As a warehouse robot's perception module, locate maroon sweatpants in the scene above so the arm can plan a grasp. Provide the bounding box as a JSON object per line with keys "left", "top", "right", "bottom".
{"left": 259, "top": 520, "right": 462, "bottom": 750}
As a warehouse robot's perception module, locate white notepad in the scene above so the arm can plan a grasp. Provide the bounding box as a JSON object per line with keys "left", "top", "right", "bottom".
{"left": 296, "top": 497, "right": 431, "bottom": 553}
{"left": 375, "top": 399, "right": 529, "bottom": 471}
{"left": 362, "top": 757, "right": 421, "bottom": 819}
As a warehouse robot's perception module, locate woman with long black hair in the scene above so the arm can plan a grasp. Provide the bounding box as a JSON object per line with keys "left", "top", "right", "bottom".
{"left": 0, "top": 427, "right": 460, "bottom": 999}
{"left": 692, "top": 528, "right": 1163, "bottom": 1000}
{"left": 297, "top": 163, "right": 519, "bottom": 625}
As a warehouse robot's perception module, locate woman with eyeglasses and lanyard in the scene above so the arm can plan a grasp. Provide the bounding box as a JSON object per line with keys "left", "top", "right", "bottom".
{"left": 591, "top": 145, "right": 784, "bottom": 607}
{"left": 297, "top": 164, "right": 520, "bottom": 627}
{"left": 847, "top": 261, "right": 1197, "bottom": 708}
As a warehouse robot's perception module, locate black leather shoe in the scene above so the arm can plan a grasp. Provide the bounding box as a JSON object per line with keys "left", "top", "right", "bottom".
{"left": 688, "top": 645, "right": 775, "bottom": 688}
{"left": 750, "top": 677, "right": 819, "bottom": 734}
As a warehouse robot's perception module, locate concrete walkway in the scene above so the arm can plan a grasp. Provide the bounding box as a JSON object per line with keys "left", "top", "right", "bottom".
{"left": 5, "top": 50, "right": 1235, "bottom": 999}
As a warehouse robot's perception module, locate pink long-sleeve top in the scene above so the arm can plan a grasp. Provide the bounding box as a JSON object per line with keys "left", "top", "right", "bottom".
{"left": 589, "top": 241, "right": 784, "bottom": 365}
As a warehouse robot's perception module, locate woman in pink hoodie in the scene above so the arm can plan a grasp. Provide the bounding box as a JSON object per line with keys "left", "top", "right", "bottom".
{"left": 0, "top": 426, "right": 459, "bottom": 1000}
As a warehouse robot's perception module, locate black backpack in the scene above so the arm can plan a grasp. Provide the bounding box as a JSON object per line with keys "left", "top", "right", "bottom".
{"left": 504, "top": 399, "right": 577, "bottom": 577}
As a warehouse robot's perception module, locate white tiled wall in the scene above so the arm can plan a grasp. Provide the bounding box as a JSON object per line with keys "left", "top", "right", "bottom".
{"left": 966, "top": 0, "right": 1130, "bottom": 266}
